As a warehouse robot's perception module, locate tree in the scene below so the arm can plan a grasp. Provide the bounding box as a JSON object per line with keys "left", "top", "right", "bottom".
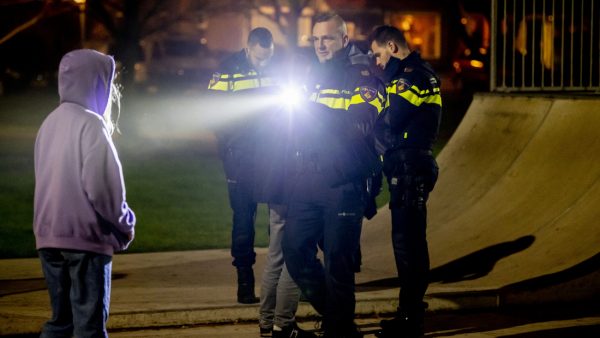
{"left": 87, "top": 0, "right": 209, "bottom": 87}
{"left": 0, "top": 0, "right": 81, "bottom": 90}
{"left": 87, "top": 0, "right": 326, "bottom": 86}
{"left": 253, "top": 0, "right": 312, "bottom": 50}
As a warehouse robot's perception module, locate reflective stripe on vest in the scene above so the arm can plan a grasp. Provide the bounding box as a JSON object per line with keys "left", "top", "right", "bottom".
{"left": 387, "top": 80, "right": 442, "bottom": 108}
{"left": 208, "top": 71, "right": 277, "bottom": 92}
{"left": 310, "top": 87, "right": 384, "bottom": 113}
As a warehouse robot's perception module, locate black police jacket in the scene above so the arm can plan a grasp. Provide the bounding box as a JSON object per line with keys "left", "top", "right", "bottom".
{"left": 289, "top": 44, "right": 385, "bottom": 191}
{"left": 374, "top": 51, "right": 442, "bottom": 155}
{"left": 252, "top": 101, "right": 291, "bottom": 204}
{"left": 207, "top": 49, "right": 279, "bottom": 182}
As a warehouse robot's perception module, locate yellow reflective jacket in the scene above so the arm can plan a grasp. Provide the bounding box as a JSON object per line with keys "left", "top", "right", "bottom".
{"left": 291, "top": 44, "right": 385, "bottom": 188}
{"left": 207, "top": 50, "right": 279, "bottom": 178}
{"left": 374, "top": 52, "right": 442, "bottom": 154}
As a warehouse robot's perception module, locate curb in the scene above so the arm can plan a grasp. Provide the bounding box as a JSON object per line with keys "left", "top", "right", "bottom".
{"left": 107, "top": 290, "right": 501, "bottom": 330}
{"left": 0, "top": 290, "right": 501, "bottom": 335}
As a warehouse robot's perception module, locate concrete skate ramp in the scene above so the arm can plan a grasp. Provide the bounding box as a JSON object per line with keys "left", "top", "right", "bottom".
{"left": 360, "top": 94, "right": 600, "bottom": 299}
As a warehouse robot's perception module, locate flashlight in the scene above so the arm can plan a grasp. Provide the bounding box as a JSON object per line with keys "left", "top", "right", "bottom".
{"left": 279, "top": 86, "right": 304, "bottom": 108}
{"left": 279, "top": 87, "right": 304, "bottom": 106}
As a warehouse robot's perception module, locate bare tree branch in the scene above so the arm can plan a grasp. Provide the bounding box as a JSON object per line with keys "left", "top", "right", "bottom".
{"left": 102, "top": 0, "right": 122, "bottom": 12}
{"left": 139, "top": 0, "right": 168, "bottom": 27}
{"left": 0, "top": 1, "right": 72, "bottom": 46}
{"left": 87, "top": 0, "right": 118, "bottom": 35}
{"left": 0, "top": 0, "right": 41, "bottom": 6}
{"left": 142, "top": 13, "right": 186, "bottom": 37}
{"left": 0, "top": 10, "right": 43, "bottom": 45}
{"left": 253, "top": 0, "right": 288, "bottom": 35}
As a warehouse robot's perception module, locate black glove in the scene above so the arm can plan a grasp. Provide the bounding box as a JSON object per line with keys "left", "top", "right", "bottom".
{"left": 364, "top": 195, "right": 377, "bottom": 220}
{"left": 371, "top": 171, "right": 383, "bottom": 198}
{"left": 363, "top": 171, "right": 382, "bottom": 220}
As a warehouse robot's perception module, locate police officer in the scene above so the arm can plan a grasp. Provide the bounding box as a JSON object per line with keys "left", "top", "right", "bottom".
{"left": 368, "top": 26, "right": 442, "bottom": 338}
{"left": 282, "top": 13, "right": 385, "bottom": 338}
{"left": 208, "top": 27, "right": 277, "bottom": 304}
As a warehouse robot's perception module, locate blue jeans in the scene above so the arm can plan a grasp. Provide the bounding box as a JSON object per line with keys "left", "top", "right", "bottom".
{"left": 38, "top": 249, "right": 112, "bottom": 338}
{"left": 259, "top": 204, "right": 300, "bottom": 330}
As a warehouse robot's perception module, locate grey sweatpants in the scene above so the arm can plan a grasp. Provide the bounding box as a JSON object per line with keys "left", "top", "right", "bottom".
{"left": 259, "top": 204, "right": 300, "bottom": 330}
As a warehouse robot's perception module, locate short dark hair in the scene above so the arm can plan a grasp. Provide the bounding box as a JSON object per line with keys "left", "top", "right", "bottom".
{"left": 313, "top": 12, "right": 347, "bottom": 35}
{"left": 247, "top": 27, "right": 273, "bottom": 48}
{"left": 369, "top": 25, "right": 408, "bottom": 48}
{"left": 314, "top": 12, "right": 340, "bottom": 24}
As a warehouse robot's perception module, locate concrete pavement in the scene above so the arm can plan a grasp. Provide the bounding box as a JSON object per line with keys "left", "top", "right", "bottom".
{"left": 108, "top": 310, "right": 600, "bottom": 337}
{"left": 2, "top": 248, "right": 598, "bottom": 336}
{"left": 0, "top": 249, "right": 600, "bottom": 338}
{"left": 0, "top": 248, "right": 507, "bottom": 335}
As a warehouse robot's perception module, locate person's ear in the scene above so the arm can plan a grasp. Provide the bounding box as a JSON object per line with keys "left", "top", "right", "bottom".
{"left": 342, "top": 34, "right": 349, "bottom": 47}
{"left": 387, "top": 41, "right": 398, "bottom": 54}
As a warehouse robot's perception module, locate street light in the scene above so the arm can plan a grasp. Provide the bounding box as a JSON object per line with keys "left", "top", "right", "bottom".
{"left": 73, "top": 0, "right": 86, "bottom": 47}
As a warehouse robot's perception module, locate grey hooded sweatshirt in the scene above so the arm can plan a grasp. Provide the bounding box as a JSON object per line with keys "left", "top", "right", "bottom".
{"left": 34, "top": 49, "right": 135, "bottom": 256}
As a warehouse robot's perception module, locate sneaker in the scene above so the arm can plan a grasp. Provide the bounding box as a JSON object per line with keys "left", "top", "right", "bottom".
{"left": 272, "top": 323, "right": 317, "bottom": 338}
{"left": 260, "top": 326, "right": 272, "bottom": 337}
{"left": 376, "top": 317, "right": 424, "bottom": 338}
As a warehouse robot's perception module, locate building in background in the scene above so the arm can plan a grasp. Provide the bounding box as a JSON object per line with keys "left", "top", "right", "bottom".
{"left": 0, "top": 0, "right": 492, "bottom": 93}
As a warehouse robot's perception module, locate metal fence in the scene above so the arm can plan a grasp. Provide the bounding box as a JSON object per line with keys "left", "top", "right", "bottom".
{"left": 491, "top": 0, "right": 600, "bottom": 92}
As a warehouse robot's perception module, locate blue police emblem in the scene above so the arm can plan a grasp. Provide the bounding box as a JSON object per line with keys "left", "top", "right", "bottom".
{"left": 359, "top": 86, "right": 377, "bottom": 102}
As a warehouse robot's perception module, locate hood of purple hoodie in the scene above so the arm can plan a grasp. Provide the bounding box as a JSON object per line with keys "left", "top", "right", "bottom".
{"left": 58, "top": 49, "right": 115, "bottom": 116}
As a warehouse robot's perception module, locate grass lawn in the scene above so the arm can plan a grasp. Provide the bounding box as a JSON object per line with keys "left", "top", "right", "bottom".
{"left": 0, "top": 90, "right": 272, "bottom": 258}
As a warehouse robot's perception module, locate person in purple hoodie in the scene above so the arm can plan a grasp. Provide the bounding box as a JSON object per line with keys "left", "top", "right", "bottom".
{"left": 33, "top": 49, "right": 136, "bottom": 338}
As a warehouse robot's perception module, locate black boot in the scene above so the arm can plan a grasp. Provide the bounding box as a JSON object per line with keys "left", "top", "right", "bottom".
{"left": 237, "top": 266, "right": 259, "bottom": 304}
{"left": 322, "top": 322, "right": 363, "bottom": 338}
{"left": 376, "top": 315, "right": 424, "bottom": 338}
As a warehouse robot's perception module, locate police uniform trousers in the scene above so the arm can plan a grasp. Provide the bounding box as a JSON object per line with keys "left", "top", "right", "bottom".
{"left": 282, "top": 171, "right": 364, "bottom": 332}
{"left": 384, "top": 149, "right": 438, "bottom": 320}
{"left": 222, "top": 148, "right": 257, "bottom": 268}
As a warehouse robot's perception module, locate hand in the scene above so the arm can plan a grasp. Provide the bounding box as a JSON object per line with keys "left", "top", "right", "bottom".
{"left": 127, "top": 229, "right": 135, "bottom": 242}
{"left": 364, "top": 197, "right": 377, "bottom": 220}
{"left": 370, "top": 171, "right": 383, "bottom": 199}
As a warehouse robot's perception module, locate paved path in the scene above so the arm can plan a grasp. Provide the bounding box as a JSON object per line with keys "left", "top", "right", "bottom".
{"left": 109, "top": 310, "right": 600, "bottom": 338}
{"left": 0, "top": 248, "right": 505, "bottom": 335}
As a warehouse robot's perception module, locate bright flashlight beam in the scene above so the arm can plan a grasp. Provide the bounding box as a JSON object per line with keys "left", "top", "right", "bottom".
{"left": 279, "top": 87, "right": 304, "bottom": 107}
{"left": 133, "top": 91, "right": 295, "bottom": 143}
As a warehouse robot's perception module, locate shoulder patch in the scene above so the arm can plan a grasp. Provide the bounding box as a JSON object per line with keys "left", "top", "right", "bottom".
{"left": 361, "top": 69, "right": 371, "bottom": 76}
{"left": 359, "top": 86, "right": 377, "bottom": 102}
{"left": 208, "top": 72, "right": 221, "bottom": 88}
{"left": 396, "top": 78, "right": 411, "bottom": 93}
{"left": 404, "top": 67, "right": 414, "bottom": 73}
